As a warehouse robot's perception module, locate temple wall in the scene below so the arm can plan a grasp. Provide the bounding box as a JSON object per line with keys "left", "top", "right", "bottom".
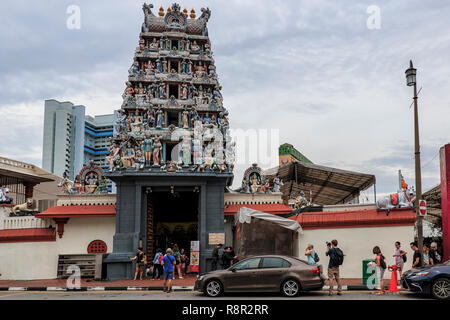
{"left": 55, "top": 217, "right": 115, "bottom": 254}
{"left": 0, "top": 242, "right": 58, "bottom": 280}
{"left": 294, "top": 225, "right": 414, "bottom": 279}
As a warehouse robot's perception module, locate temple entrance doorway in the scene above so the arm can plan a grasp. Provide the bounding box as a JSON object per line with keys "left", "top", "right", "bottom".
{"left": 146, "top": 189, "right": 199, "bottom": 266}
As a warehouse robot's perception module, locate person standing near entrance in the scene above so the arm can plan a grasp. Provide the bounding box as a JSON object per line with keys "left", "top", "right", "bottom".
{"left": 429, "top": 242, "right": 441, "bottom": 265}
{"left": 393, "top": 241, "right": 407, "bottom": 285}
{"left": 211, "top": 243, "right": 223, "bottom": 271}
{"left": 305, "top": 244, "right": 318, "bottom": 265}
{"left": 180, "top": 248, "right": 188, "bottom": 276}
{"left": 325, "top": 239, "right": 343, "bottom": 296}
{"left": 162, "top": 248, "right": 176, "bottom": 293}
{"left": 129, "top": 247, "right": 146, "bottom": 281}
{"left": 373, "top": 246, "right": 387, "bottom": 295}
{"left": 410, "top": 242, "right": 423, "bottom": 268}
{"left": 152, "top": 248, "right": 163, "bottom": 280}
{"left": 173, "top": 244, "right": 183, "bottom": 279}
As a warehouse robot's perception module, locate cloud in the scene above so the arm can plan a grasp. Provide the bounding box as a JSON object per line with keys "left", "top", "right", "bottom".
{"left": 0, "top": 0, "right": 449, "bottom": 195}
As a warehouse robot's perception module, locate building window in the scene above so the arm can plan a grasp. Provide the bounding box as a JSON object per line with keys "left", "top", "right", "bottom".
{"left": 87, "top": 240, "right": 107, "bottom": 254}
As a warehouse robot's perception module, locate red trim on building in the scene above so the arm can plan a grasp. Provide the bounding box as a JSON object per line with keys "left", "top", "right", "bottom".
{"left": 224, "top": 204, "right": 292, "bottom": 216}
{"left": 35, "top": 205, "right": 116, "bottom": 218}
{"left": 0, "top": 204, "right": 14, "bottom": 207}
{"left": 289, "top": 208, "right": 416, "bottom": 230}
{"left": 0, "top": 228, "right": 56, "bottom": 243}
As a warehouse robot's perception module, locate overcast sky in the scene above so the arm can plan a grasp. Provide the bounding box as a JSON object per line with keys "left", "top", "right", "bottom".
{"left": 0, "top": 0, "right": 448, "bottom": 198}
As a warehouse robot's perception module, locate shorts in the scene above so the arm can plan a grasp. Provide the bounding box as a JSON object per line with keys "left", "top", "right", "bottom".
{"left": 163, "top": 271, "right": 173, "bottom": 280}
{"left": 138, "top": 262, "right": 145, "bottom": 268}
{"left": 396, "top": 260, "right": 404, "bottom": 270}
{"left": 376, "top": 266, "right": 385, "bottom": 280}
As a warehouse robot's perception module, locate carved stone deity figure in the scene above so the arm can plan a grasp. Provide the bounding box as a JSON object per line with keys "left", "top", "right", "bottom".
{"left": 165, "top": 38, "right": 170, "bottom": 50}
{"left": 181, "top": 136, "right": 191, "bottom": 166}
{"left": 195, "top": 62, "right": 206, "bottom": 78}
{"left": 273, "top": 175, "right": 284, "bottom": 193}
{"left": 146, "top": 60, "right": 154, "bottom": 75}
{"left": 129, "top": 60, "right": 140, "bottom": 75}
{"left": 156, "top": 108, "right": 165, "bottom": 128}
{"left": 149, "top": 38, "right": 159, "bottom": 50}
{"left": 121, "top": 142, "right": 136, "bottom": 168}
{"left": 159, "top": 83, "right": 166, "bottom": 99}
{"left": 125, "top": 82, "right": 135, "bottom": 97}
{"left": 181, "top": 107, "right": 189, "bottom": 128}
{"left": 190, "top": 108, "right": 198, "bottom": 127}
{"left": 250, "top": 175, "right": 261, "bottom": 194}
{"left": 155, "top": 59, "right": 162, "bottom": 73}
{"left": 186, "top": 39, "right": 190, "bottom": 51}
{"left": 180, "top": 38, "right": 186, "bottom": 51}
{"left": 137, "top": 83, "right": 144, "bottom": 95}
{"left": 188, "top": 60, "right": 193, "bottom": 74}
{"left": 191, "top": 40, "right": 200, "bottom": 52}
{"left": 181, "top": 60, "right": 187, "bottom": 74}
{"left": 147, "top": 109, "right": 155, "bottom": 128}
{"left": 159, "top": 37, "right": 165, "bottom": 49}
{"left": 203, "top": 142, "right": 215, "bottom": 170}
{"left": 181, "top": 84, "right": 188, "bottom": 100}
{"left": 134, "top": 150, "right": 145, "bottom": 170}
{"left": 152, "top": 137, "right": 162, "bottom": 166}
{"left": 192, "top": 139, "right": 203, "bottom": 165}
{"left": 241, "top": 179, "right": 250, "bottom": 194}
{"left": 139, "top": 37, "right": 145, "bottom": 51}
{"left": 143, "top": 132, "right": 153, "bottom": 166}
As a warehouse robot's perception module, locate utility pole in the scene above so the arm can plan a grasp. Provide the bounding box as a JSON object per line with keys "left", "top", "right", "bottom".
{"left": 405, "top": 60, "right": 423, "bottom": 258}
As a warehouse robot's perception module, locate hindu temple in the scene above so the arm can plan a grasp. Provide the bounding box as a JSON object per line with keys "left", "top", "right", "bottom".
{"left": 103, "top": 3, "right": 235, "bottom": 279}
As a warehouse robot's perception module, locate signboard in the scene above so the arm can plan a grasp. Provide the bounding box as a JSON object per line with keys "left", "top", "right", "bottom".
{"left": 419, "top": 199, "right": 427, "bottom": 216}
{"left": 189, "top": 240, "right": 199, "bottom": 273}
{"left": 208, "top": 233, "right": 225, "bottom": 245}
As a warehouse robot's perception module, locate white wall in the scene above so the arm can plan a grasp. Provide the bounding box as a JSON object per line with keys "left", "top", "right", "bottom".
{"left": 294, "top": 225, "right": 414, "bottom": 279}
{"left": 55, "top": 217, "right": 115, "bottom": 254}
{"left": 0, "top": 217, "right": 115, "bottom": 280}
{"left": 0, "top": 242, "right": 58, "bottom": 280}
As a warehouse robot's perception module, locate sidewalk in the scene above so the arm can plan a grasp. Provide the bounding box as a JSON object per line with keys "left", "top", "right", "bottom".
{"left": 0, "top": 277, "right": 396, "bottom": 291}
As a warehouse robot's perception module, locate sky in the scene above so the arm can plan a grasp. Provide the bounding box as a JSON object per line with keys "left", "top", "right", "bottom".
{"left": 0, "top": 0, "right": 449, "bottom": 199}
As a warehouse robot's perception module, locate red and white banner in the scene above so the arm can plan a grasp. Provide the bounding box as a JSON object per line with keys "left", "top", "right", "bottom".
{"left": 189, "top": 240, "right": 199, "bottom": 273}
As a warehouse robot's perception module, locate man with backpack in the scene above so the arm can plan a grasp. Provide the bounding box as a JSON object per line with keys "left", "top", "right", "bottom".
{"left": 152, "top": 248, "right": 163, "bottom": 280}
{"left": 325, "top": 239, "right": 343, "bottom": 296}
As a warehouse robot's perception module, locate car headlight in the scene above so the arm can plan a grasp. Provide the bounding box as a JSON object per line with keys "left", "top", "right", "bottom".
{"left": 413, "top": 271, "right": 430, "bottom": 277}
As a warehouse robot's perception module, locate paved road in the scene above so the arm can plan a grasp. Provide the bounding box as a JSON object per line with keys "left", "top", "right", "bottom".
{"left": 0, "top": 290, "right": 432, "bottom": 300}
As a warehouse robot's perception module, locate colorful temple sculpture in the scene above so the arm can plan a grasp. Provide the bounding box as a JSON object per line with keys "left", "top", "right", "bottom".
{"left": 108, "top": 2, "right": 234, "bottom": 174}
{"left": 104, "top": 3, "right": 234, "bottom": 279}
{"left": 58, "top": 161, "right": 108, "bottom": 195}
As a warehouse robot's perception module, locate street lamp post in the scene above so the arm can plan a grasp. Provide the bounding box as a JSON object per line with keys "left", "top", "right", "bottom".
{"left": 405, "top": 60, "right": 423, "bottom": 258}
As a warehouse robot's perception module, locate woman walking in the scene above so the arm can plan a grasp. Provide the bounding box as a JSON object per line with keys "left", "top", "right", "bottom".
{"left": 173, "top": 244, "right": 183, "bottom": 279}
{"left": 373, "top": 246, "right": 387, "bottom": 295}
{"left": 152, "top": 248, "right": 163, "bottom": 280}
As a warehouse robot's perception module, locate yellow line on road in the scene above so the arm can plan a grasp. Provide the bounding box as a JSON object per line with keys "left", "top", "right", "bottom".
{"left": 0, "top": 292, "right": 30, "bottom": 299}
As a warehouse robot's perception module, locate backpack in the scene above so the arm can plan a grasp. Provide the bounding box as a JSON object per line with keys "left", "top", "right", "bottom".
{"left": 334, "top": 248, "right": 344, "bottom": 266}
{"left": 313, "top": 251, "right": 320, "bottom": 263}
{"left": 380, "top": 254, "right": 387, "bottom": 269}
{"left": 159, "top": 253, "right": 163, "bottom": 264}
{"left": 402, "top": 252, "right": 407, "bottom": 263}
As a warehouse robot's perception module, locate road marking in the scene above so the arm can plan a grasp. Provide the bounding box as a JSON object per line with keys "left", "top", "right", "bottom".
{"left": 0, "top": 292, "right": 30, "bottom": 298}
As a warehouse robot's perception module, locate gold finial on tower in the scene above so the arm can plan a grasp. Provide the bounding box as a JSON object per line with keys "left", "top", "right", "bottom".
{"left": 190, "top": 8, "right": 196, "bottom": 19}
{"left": 159, "top": 5, "right": 164, "bottom": 17}
{"left": 183, "top": 8, "right": 188, "bottom": 17}
{"left": 167, "top": 6, "right": 171, "bottom": 12}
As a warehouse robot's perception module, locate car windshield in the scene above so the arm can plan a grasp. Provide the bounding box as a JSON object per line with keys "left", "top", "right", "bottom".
{"left": 232, "top": 258, "right": 261, "bottom": 270}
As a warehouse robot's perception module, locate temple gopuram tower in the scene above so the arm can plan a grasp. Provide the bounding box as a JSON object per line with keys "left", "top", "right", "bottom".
{"left": 104, "top": 3, "right": 234, "bottom": 279}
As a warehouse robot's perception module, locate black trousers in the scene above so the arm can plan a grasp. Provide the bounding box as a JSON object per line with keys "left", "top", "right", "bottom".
{"left": 152, "top": 264, "right": 163, "bottom": 279}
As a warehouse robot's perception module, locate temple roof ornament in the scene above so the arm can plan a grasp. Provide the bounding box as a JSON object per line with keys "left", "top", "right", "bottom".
{"left": 190, "top": 8, "right": 196, "bottom": 19}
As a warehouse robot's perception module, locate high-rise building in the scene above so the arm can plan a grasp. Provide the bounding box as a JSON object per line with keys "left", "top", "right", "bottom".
{"left": 42, "top": 100, "right": 115, "bottom": 184}
{"left": 42, "top": 99, "right": 85, "bottom": 180}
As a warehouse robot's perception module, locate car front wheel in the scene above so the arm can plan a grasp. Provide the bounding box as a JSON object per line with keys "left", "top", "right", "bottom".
{"left": 204, "top": 279, "right": 223, "bottom": 297}
{"left": 431, "top": 278, "right": 450, "bottom": 300}
{"left": 281, "top": 279, "right": 300, "bottom": 297}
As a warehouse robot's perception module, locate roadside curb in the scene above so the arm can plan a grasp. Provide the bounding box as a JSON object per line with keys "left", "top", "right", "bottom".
{"left": 0, "top": 286, "right": 195, "bottom": 292}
